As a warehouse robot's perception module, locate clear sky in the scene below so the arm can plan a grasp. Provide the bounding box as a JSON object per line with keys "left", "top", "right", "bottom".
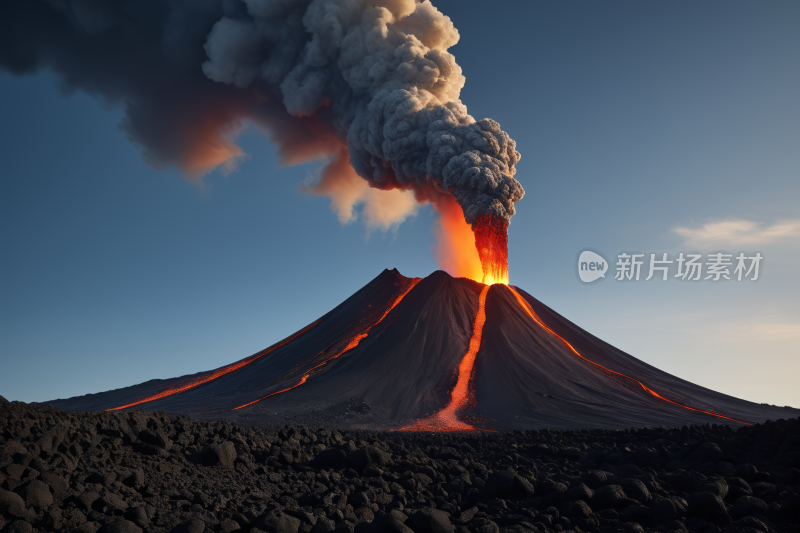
{"left": 1, "top": 0, "right": 798, "bottom": 407}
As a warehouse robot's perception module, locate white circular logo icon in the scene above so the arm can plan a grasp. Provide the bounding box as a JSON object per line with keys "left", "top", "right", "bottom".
{"left": 577, "top": 250, "right": 608, "bottom": 283}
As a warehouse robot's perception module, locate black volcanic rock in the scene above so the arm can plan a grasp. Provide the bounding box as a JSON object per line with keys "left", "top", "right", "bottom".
{"left": 346, "top": 447, "right": 389, "bottom": 471}
{"left": 731, "top": 495, "right": 769, "bottom": 518}
{"left": 97, "top": 518, "right": 143, "bottom": 533}
{"left": 170, "top": 518, "right": 205, "bottom": 533}
{"left": 686, "top": 491, "right": 731, "bottom": 524}
{"left": 618, "top": 478, "right": 651, "bottom": 503}
{"left": 593, "top": 484, "right": 626, "bottom": 509}
{"left": 202, "top": 442, "right": 236, "bottom": 468}
{"left": 20, "top": 480, "right": 51, "bottom": 509}
{"left": 560, "top": 499, "right": 594, "bottom": 520}
{"left": 482, "top": 471, "right": 534, "bottom": 499}
{"left": 408, "top": 508, "right": 454, "bottom": 533}
{"left": 138, "top": 429, "right": 172, "bottom": 451}
{"left": 652, "top": 496, "right": 688, "bottom": 523}
{"left": 370, "top": 510, "right": 412, "bottom": 533}
{"left": 311, "top": 449, "right": 347, "bottom": 469}
{"left": 0, "top": 489, "right": 29, "bottom": 519}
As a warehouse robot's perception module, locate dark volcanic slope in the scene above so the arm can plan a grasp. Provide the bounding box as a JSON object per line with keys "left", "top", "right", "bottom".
{"left": 247, "top": 271, "right": 483, "bottom": 424}
{"left": 473, "top": 285, "right": 796, "bottom": 429}
{"left": 48, "top": 269, "right": 422, "bottom": 414}
{"left": 48, "top": 270, "right": 798, "bottom": 430}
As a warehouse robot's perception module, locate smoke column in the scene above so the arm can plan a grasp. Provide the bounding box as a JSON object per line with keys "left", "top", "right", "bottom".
{"left": 0, "top": 0, "right": 524, "bottom": 280}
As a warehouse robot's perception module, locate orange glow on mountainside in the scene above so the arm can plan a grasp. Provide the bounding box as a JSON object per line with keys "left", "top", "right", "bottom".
{"left": 228, "top": 375, "right": 310, "bottom": 411}
{"left": 401, "top": 284, "right": 490, "bottom": 432}
{"left": 232, "top": 276, "right": 422, "bottom": 410}
{"left": 507, "top": 286, "right": 754, "bottom": 425}
{"left": 473, "top": 215, "right": 509, "bottom": 285}
{"left": 431, "top": 195, "right": 484, "bottom": 283}
{"left": 106, "top": 319, "right": 321, "bottom": 411}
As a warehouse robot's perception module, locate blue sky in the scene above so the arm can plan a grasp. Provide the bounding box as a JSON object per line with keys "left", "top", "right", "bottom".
{"left": 2, "top": 0, "right": 798, "bottom": 407}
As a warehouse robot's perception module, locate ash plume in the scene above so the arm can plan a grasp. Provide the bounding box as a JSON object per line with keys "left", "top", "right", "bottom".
{"left": 0, "top": 0, "right": 524, "bottom": 227}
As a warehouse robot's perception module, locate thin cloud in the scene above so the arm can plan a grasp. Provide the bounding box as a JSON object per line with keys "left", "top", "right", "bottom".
{"left": 673, "top": 218, "right": 800, "bottom": 248}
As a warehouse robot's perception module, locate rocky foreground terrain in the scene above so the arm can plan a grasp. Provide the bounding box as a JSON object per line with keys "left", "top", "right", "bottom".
{"left": 1, "top": 397, "right": 798, "bottom": 533}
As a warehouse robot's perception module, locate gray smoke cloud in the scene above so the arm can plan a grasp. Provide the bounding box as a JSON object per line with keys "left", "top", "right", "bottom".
{"left": 1, "top": 0, "right": 524, "bottom": 225}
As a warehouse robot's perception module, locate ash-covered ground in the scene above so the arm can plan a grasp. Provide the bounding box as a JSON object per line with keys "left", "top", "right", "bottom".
{"left": 1, "top": 397, "right": 798, "bottom": 533}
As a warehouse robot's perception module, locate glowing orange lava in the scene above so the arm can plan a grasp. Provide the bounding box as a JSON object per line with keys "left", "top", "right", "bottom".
{"left": 401, "top": 284, "right": 490, "bottom": 432}
{"left": 230, "top": 375, "right": 310, "bottom": 410}
{"left": 431, "top": 195, "right": 484, "bottom": 283}
{"left": 232, "top": 277, "right": 422, "bottom": 410}
{"left": 106, "top": 319, "right": 321, "bottom": 411}
{"left": 473, "top": 215, "right": 509, "bottom": 285}
{"left": 507, "top": 286, "right": 754, "bottom": 425}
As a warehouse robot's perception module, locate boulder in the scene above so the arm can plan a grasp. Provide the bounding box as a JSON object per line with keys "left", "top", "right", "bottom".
{"left": 593, "top": 485, "right": 626, "bottom": 509}
{"left": 483, "top": 470, "right": 535, "bottom": 499}
{"left": 22, "top": 479, "right": 53, "bottom": 509}
{"left": 203, "top": 442, "right": 237, "bottom": 469}
{"left": 170, "top": 517, "right": 205, "bottom": 533}
{"left": 76, "top": 491, "right": 101, "bottom": 512}
{"left": 98, "top": 492, "right": 129, "bottom": 514}
{"left": 618, "top": 478, "right": 650, "bottom": 503}
{"left": 40, "top": 471, "right": 69, "bottom": 498}
{"left": 651, "top": 497, "right": 688, "bottom": 524}
{"left": 731, "top": 516, "right": 769, "bottom": 532}
{"left": 560, "top": 500, "right": 594, "bottom": 519}
{"left": 408, "top": 508, "right": 454, "bottom": 533}
{"left": 0, "top": 488, "right": 30, "bottom": 519}
{"left": 97, "top": 518, "right": 144, "bottom": 533}
{"left": 731, "top": 496, "right": 769, "bottom": 518}
{"left": 122, "top": 469, "right": 145, "bottom": 489}
{"left": 138, "top": 429, "right": 172, "bottom": 451}
{"left": 4, "top": 521, "right": 33, "bottom": 533}
{"left": 619, "top": 505, "right": 651, "bottom": 524}
{"left": 725, "top": 477, "right": 753, "bottom": 501}
{"left": 311, "top": 449, "right": 347, "bottom": 469}
{"left": 563, "top": 483, "right": 594, "bottom": 503}
{"left": 749, "top": 482, "right": 777, "bottom": 499}
{"left": 218, "top": 519, "right": 242, "bottom": 533}
{"left": 732, "top": 464, "right": 758, "bottom": 482}
{"left": 582, "top": 470, "right": 611, "bottom": 489}
{"left": 474, "top": 519, "right": 499, "bottom": 533}
{"left": 371, "top": 511, "right": 412, "bottom": 533}
{"left": 311, "top": 518, "right": 336, "bottom": 533}
{"left": 257, "top": 510, "right": 301, "bottom": 533}
{"left": 686, "top": 492, "right": 730, "bottom": 524}
{"left": 698, "top": 477, "right": 728, "bottom": 500}
{"left": 346, "top": 447, "right": 389, "bottom": 471}
{"left": 76, "top": 522, "right": 102, "bottom": 533}
{"left": 687, "top": 443, "right": 723, "bottom": 464}
{"left": 715, "top": 462, "right": 735, "bottom": 477}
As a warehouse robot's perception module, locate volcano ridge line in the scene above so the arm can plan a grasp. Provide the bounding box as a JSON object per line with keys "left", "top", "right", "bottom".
{"left": 47, "top": 269, "right": 800, "bottom": 430}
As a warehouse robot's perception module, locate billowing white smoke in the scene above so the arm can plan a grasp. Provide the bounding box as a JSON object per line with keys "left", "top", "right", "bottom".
{"left": 202, "top": 0, "right": 524, "bottom": 225}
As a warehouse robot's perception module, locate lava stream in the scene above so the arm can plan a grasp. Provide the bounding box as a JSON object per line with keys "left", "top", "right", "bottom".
{"left": 229, "top": 375, "right": 309, "bottom": 410}
{"left": 401, "top": 284, "right": 490, "bottom": 432}
{"left": 507, "top": 286, "right": 754, "bottom": 425}
{"left": 232, "top": 277, "right": 422, "bottom": 410}
{"left": 473, "top": 215, "right": 509, "bottom": 285}
{"left": 106, "top": 319, "right": 321, "bottom": 411}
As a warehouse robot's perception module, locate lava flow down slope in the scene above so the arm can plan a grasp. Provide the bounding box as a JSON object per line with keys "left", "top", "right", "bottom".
{"left": 48, "top": 269, "right": 798, "bottom": 430}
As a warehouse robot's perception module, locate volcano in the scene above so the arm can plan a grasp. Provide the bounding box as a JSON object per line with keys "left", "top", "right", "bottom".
{"left": 49, "top": 269, "right": 797, "bottom": 430}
